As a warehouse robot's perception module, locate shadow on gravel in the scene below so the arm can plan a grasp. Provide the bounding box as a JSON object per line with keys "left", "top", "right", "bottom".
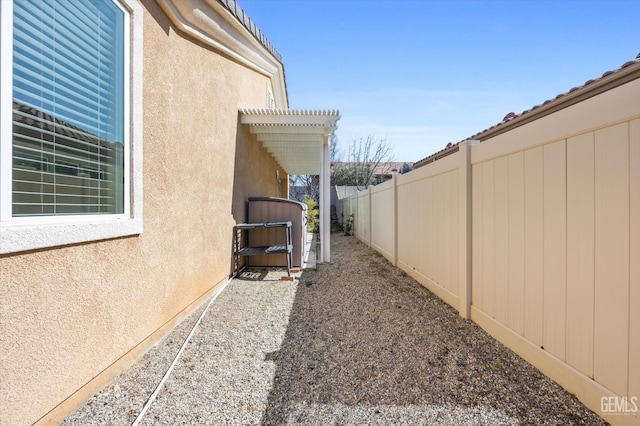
{"left": 259, "top": 235, "right": 605, "bottom": 425}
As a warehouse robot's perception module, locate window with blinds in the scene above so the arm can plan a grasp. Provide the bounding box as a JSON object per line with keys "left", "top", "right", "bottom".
{"left": 12, "top": 0, "right": 126, "bottom": 216}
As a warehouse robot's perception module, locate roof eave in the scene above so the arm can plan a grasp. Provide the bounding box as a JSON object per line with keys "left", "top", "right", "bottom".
{"left": 156, "top": 0, "right": 289, "bottom": 108}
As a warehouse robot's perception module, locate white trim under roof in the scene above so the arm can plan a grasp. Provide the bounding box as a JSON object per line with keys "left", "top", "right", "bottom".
{"left": 239, "top": 108, "right": 341, "bottom": 263}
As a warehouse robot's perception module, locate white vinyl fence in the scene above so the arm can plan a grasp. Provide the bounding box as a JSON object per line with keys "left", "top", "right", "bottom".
{"left": 338, "top": 76, "right": 640, "bottom": 426}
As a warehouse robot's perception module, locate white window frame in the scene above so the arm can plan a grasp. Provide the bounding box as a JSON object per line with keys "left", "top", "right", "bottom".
{"left": 0, "top": 0, "right": 143, "bottom": 254}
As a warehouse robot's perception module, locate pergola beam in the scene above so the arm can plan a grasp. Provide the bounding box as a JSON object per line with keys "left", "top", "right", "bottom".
{"left": 248, "top": 124, "right": 336, "bottom": 136}
{"left": 240, "top": 108, "right": 340, "bottom": 126}
{"left": 257, "top": 133, "right": 323, "bottom": 142}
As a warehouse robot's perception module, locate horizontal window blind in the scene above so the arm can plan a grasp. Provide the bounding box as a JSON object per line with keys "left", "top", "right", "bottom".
{"left": 12, "top": 0, "right": 125, "bottom": 216}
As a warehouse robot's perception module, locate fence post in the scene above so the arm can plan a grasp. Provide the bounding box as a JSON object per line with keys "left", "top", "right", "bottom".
{"left": 368, "top": 186, "right": 373, "bottom": 248}
{"left": 353, "top": 192, "right": 357, "bottom": 238}
{"left": 459, "top": 140, "right": 479, "bottom": 318}
{"left": 392, "top": 174, "right": 398, "bottom": 267}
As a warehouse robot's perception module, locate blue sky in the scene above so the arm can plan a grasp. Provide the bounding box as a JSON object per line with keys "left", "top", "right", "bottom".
{"left": 239, "top": 0, "right": 639, "bottom": 162}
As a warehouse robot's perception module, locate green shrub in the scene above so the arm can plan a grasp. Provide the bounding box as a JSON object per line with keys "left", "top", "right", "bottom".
{"left": 302, "top": 195, "right": 319, "bottom": 232}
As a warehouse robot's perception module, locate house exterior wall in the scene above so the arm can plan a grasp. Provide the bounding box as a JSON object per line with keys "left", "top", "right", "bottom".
{"left": 348, "top": 73, "right": 640, "bottom": 425}
{"left": 0, "top": 1, "right": 286, "bottom": 424}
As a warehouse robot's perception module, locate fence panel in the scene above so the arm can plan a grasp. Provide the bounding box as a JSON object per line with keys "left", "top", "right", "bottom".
{"left": 370, "top": 179, "right": 395, "bottom": 263}
{"left": 542, "top": 140, "right": 568, "bottom": 361}
{"left": 507, "top": 152, "right": 525, "bottom": 336}
{"left": 470, "top": 107, "right": 639, "bottom": 425}
{"left": 396, "top": 152, "right": 460, "bottom": 306}
{"left": 522, "top": 147, "right": 544, "bottom": 347}
{"left": 629, "top": 118, "right": 640, "bottom": 404}
{"left": 566, "top": 132, "right": 595, "bottom": 377}
{"left": 356, "top": 189, "right": 370, "bottom": 245}
{"left": 593, "top": 123, "right": 630, "bottom": 397}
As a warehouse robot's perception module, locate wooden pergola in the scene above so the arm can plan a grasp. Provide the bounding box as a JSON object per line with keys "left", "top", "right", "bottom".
{"left": 239, "top": 108, "right": 341, "bottom": 263}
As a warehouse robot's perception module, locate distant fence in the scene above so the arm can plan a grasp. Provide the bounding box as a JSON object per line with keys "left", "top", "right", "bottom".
{"left": 337, "top": 77, "right": 640, "bottom": 425}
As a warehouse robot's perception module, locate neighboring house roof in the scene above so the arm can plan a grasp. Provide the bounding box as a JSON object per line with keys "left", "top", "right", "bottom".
{"left": 331, "top": 162, "right": 413, "bottom": 175}
{"left": 414, "top": 55, "right": 640, "bottom": 168}
{"left": 13, "top": 101, "right": 116, "bottom": 151}
{"left": 374, "top": 161, "right": 413, "bottom": 175}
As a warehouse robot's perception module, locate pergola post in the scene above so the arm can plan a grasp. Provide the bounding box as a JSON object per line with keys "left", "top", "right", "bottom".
{"left": 320, "top": 134, "right": 331, "bottom": 263}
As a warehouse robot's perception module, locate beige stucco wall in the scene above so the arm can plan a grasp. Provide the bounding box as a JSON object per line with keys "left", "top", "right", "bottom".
{"left": 0, "top": 1, "right": 287, "bottom": 424}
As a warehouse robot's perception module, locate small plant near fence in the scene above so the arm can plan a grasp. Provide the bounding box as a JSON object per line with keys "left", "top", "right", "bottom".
{"left": 302, "top": 195, "right": 319, "bottom": 233}
{"left": 341, "top": 213, "right": 354, "bottom": 236}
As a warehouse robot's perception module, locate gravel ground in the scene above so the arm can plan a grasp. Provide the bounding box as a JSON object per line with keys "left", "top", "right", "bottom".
{"left": 63, "top": 234, "right": 606, "bottom": 425}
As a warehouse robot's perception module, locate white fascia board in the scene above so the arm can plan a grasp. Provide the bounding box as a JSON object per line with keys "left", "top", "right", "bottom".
{"left": 241, "top": 112, "right": 340, "bottom": 127}
{"left": 257, "top": 133, "right": 323, "bottom": 143}
{"left": 275, "top": 150, "right": 322, "bottom": 157}
{"left": 264, "top": 142, "right": 322, "bottom": 150}
{"left": 248, "top": 125, "right": 327, "bottom": 135}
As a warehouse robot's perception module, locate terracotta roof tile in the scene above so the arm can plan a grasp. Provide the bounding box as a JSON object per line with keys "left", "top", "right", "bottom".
{"left": 414, "top": 56, "right": 640, "bottom": 168}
